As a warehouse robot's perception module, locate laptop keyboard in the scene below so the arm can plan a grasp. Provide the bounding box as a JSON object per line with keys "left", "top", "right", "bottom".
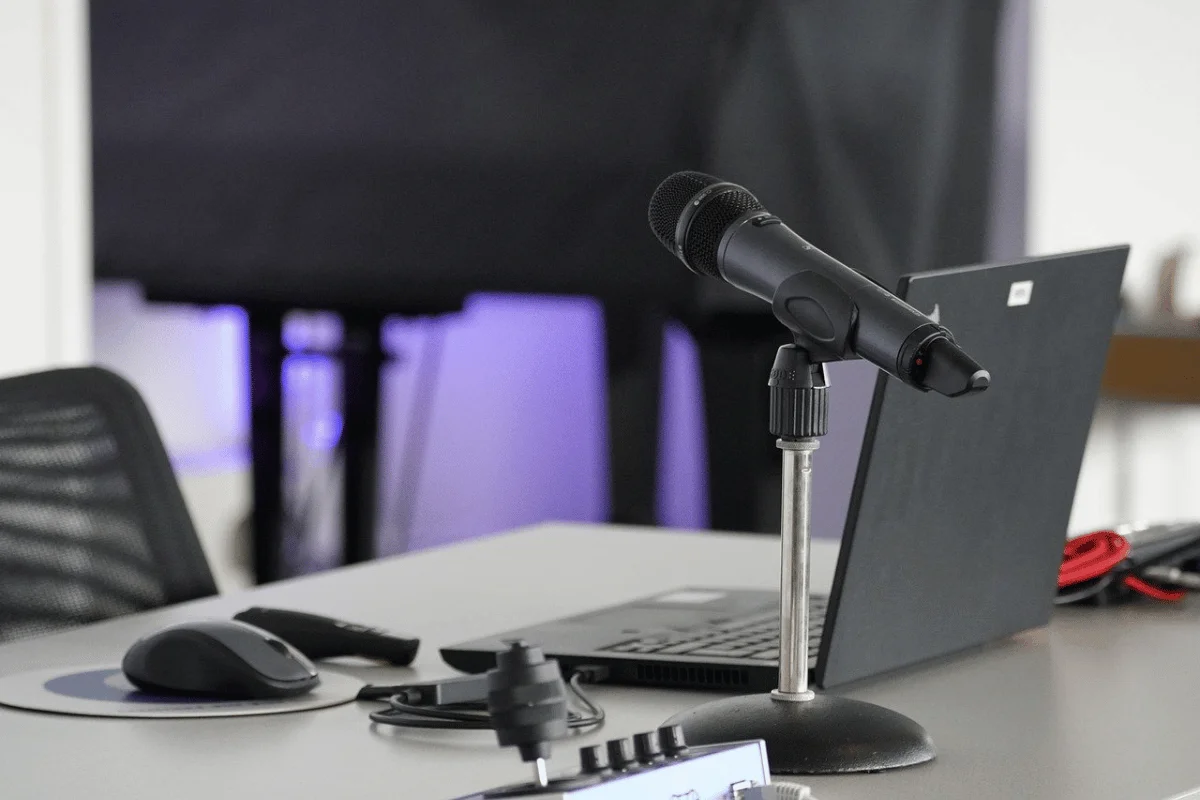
{"left": 599, "top": 596, "right": 827, "bottom": 662}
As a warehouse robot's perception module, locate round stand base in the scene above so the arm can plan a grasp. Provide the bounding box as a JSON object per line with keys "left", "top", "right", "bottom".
{"left": 664, "top": 692, "right": 935, "bottom": 774}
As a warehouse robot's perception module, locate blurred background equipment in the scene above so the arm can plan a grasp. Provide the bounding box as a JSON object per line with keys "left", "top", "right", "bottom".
{"left": 88, "top": 0, "right": 1009, "bottom": 583}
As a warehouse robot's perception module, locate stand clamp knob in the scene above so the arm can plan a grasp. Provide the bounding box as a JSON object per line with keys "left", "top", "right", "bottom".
{"left": 769, "top": 345, "right": 830, "bottom": 439}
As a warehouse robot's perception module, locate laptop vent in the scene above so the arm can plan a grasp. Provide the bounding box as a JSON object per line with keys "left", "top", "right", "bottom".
{"left": 622, "top": 663, "right": 751, "bottom": 690}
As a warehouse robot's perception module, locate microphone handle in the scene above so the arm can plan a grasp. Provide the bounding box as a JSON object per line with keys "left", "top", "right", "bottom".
{"left": 719, "top": 214, "right": 948, "bottom": 385}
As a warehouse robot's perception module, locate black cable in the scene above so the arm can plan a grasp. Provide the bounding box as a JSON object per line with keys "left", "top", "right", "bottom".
{"left": 369, "top": 696, "right": 494, "bottom": 729}
{"left": 366, "top": 668, "right": 607, "bottom": 732}
{"left": 566, "top": 671, "right": 605, "bottom": 728}
{"left": 1054, "top": 573, "right": 1114, "bottom": 605}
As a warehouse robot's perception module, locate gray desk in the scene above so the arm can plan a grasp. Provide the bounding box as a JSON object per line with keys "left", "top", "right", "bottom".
{"left": 1, "top": 523, "right": 1199, "bottom": 799}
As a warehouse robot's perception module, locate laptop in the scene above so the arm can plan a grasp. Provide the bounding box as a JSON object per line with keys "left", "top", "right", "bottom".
{"left": 442, "top": 246, "right": 1129, "bottom": 691}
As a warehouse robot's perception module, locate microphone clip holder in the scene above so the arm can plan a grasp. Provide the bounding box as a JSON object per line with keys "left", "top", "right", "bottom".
{"left": 770, "top": 272, "right": 857, "bottom": 364}
{"left": 665, "top": 344, "right": 936, "bottom": 774}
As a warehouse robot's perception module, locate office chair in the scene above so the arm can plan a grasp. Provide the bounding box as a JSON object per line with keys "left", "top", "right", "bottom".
{"left": 0, "top": 367, "right": 217, "bottom": 642}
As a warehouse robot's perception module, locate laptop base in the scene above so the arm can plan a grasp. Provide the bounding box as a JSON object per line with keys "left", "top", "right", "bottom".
{"left": 664, "top": 690, "right": 935, "bottom": 774}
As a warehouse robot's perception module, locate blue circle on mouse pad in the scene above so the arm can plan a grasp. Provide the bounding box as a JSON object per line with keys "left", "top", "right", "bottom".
{"left": 44, "top": 668, "right": 211, "bottom": 704}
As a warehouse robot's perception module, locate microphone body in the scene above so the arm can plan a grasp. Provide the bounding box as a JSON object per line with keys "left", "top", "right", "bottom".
{"left": 651, "top": 173, "right": 988, "bottom": 397}
{"left": 720, "top": 213, "right": 942, "bottom": 388}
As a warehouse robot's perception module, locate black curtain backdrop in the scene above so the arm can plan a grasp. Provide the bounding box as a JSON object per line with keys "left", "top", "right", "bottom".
{"left": 90, "top": 1, "right": 739, "bottom": 309}
{"left": 692, "top": 0, "right": 1005, "bottom": 530}
{"left": 704, "top": 0, "right": 1002, "bottom": 305}
{"left": 91, "top": 0, "right": 1000, "bottom": 310}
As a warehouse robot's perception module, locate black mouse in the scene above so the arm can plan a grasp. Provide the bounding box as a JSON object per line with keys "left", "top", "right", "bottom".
{"left": 122, "top": 619, "right": 320, "bottom": 699}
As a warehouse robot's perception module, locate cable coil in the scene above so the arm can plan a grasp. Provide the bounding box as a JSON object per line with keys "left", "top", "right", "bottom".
{"left": 366, "top": 670, "right": 606, "bottom": 732}
{"left": 1057, "top": 530, "right": 1185, "bottom": 604}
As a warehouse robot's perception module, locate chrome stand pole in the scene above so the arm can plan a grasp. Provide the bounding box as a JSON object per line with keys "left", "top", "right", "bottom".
{"left": 772, "top": 438, "right": 818, "bottom": 701}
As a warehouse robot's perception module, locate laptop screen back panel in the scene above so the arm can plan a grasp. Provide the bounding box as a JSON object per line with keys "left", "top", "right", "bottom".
{"left": 816, "top": 247, "right": 1128, "bottom": 688}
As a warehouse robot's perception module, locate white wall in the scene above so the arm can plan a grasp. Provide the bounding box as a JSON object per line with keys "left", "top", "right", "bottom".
{"left": 1031, "top": 0, "right": 1200, "bottom": 530}
{"left": 0, "top": 0, "right": 91, "bottom": 376}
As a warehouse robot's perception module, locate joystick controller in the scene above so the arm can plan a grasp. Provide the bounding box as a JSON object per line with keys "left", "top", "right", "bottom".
{"left": 487, "top": 640, "right": 569, "bottom": 789}
{"left": 478, "top": 641, "right": 598, "bottom": 797}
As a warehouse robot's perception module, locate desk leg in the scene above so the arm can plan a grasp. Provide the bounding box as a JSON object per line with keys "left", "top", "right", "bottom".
{"left": 341, "top": 314, "right": 384, "bottom": 565}
{"left": 249, "top": 308, "right": 285, "bottom": 584}
{"left": 694, "top": 317, "right": 781, "bottom": 532}
{"left": 604, "top": 305, "right": 663, "bottom": 526}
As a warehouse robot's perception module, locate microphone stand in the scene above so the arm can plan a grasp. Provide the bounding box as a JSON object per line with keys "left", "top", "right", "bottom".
{"left": 664, "top": 344, "right": 936, "bottom": 774}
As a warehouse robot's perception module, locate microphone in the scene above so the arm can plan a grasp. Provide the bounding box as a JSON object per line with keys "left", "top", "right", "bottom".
{"left": 649, "top": 171, "right": 989, "bottom": 397}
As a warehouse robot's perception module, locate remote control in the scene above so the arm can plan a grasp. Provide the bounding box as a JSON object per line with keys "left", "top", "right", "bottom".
{"left": 233, "top": 607, "right": 420, "bottom": 665}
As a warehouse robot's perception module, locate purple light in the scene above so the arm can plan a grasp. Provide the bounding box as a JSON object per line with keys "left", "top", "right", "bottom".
{"left": 303, "top": 410, "right": 344, "bottom": 452}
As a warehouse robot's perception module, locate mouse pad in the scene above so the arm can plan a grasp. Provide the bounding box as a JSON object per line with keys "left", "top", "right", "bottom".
{"left": 0, "top": 665, "right": 362, "bottom": 718}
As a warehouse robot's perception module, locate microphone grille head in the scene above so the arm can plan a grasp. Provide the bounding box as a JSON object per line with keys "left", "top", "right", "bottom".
{"left": 682, "top": 185, "right": 763, "bottom": 278}
{"left": 648, "top": 171, "right": 764, "bottom": 278}
{"left": 648, "top": 171, "right": 720, "bottom": 252}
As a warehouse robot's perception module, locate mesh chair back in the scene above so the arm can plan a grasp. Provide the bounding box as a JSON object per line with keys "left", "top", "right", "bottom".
{"left": 0, "top": 367, "right": 216, "bottom": 642}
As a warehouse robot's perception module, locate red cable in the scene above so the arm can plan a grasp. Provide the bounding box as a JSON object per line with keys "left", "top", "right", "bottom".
{"left": 1059, "top": 531, "right": 1128, "bottom": 587}
{"left": 1123, "top": 575, "right": 1186, "bottom": 602}
{"left": 1060, "top": 530, "right": 1186, "bottom": 602}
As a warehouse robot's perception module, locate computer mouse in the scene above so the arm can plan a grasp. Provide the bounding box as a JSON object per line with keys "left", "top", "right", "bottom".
{"left": 122, "top": 619, "right": 320, "bottom": 700}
